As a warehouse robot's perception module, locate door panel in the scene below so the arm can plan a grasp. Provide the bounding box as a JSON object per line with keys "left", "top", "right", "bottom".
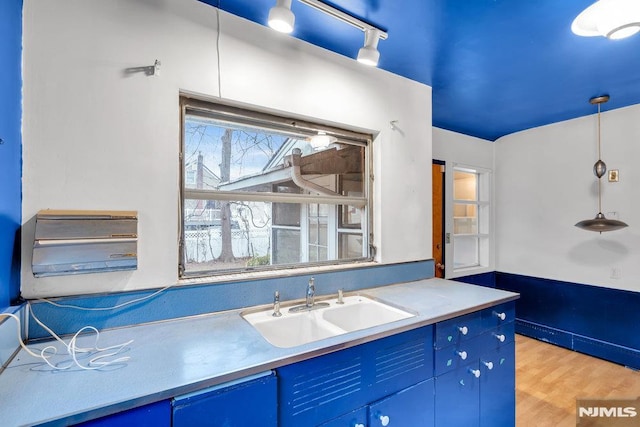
{"left": 432, "top": 163, "right": 445, "bottom": 278}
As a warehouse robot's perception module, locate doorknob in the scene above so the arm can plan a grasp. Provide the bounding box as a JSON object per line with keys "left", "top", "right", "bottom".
{"left": 436, "top": 263, "right": 445, "bottom": 270}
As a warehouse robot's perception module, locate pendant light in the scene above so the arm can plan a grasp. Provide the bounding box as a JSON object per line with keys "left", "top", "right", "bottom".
{"left": 575, "top": 95, "right": 628, "bottom": 233}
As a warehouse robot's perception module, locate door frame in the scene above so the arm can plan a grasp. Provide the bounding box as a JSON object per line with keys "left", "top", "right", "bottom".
{"left": 432, "top": 159, "right": 446, "bottom": 278}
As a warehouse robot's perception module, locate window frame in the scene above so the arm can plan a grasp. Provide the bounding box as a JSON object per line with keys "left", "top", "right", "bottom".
{"left": 446, "top": 163, "right": 493, "bottom": 278}
{"left": 178, "top": 96, "right": 374, "bottom": 279}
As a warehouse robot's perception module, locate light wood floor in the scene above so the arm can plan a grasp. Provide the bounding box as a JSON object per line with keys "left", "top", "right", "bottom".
{"left": 516, "top": 334, "right": 640, "bottom": 426}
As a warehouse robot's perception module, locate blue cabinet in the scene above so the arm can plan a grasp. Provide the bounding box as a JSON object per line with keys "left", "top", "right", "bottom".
{"left": 435, "top": 301, "right": 515, "bottom": 427}
{"left": 319, "top": 379, "right": 435, "bottom": 427}
{"left": 368, "top": 379, "right": 435, "bottom": 427}
{"left": 73, "top": 301, "right": 515, "bottom": 427}
{"left": 279, "top": 326, "right": 435, "bottom": 427}
{"left": 479, "top": 342, "right": 515, "bottom": 427}
{"left": 74, "top": 400, "right": 171, "bottom": 427}
{"left": 172, "top": 371, "right": 277, "bottom": 427}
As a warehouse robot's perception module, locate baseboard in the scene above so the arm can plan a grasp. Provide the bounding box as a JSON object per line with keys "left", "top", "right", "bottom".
{"left": 516, "top": 318, "right": 640, "bottom": 370}
{"left": 515, "top": 319, "right": 573, "bottom": 349}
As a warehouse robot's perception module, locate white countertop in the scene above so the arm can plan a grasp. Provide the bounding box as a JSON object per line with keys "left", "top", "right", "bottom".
{"left": 0, "top": 278, "right": 518, "bottom": 426}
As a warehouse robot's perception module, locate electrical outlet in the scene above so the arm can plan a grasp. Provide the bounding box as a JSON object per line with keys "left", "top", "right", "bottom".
{"left": 610, "top": 267, "right": 621, "bottom": 279}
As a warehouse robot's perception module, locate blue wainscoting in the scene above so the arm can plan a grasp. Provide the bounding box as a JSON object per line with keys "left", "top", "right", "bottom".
{"left": 495, "top": 272, "right": 640, "bottom": 369}
{"left": 27, "top": 260, "right": 435, "bottom": 340}
{"left": 452, "top": 272, "right": 496, "bottom": 288}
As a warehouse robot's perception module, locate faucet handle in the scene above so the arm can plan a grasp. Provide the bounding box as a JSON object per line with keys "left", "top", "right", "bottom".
{"left": 272, "top": 291, "right": 282, "bottom": 317}
{"left": 337, "top": 289, "right": 344, "bottom": 304}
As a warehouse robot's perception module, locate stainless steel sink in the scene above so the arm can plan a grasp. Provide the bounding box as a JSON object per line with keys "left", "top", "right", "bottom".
{"left": 241, "top": 294, "right": 415, "bottom": 348}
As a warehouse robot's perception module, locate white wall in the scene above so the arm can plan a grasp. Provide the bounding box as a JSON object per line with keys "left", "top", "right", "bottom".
{"left": 433, "top": 128, "right": 495, "bottom": 278}
{"left": 432, "top": 128, "right": 494, "bottom": 169}
{"left": 21, "top": 0, "right": 433, "bottom": 298}
{"left": 495, "top": 104, "right": 640, "bottom": 292}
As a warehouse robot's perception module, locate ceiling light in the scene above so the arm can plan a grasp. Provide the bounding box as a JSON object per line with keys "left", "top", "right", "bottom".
{"left": 294, "top": 0, "right": 388, "bottom": 66}
{"left": 268, "top": 0, "right": 295, "bottom": 34}
{"left": 575, "top": 95, "right": 629, "bottom": 233}
{"left": 309, "top": 131, "right": 337, "bottom": 149}
{"left": 572, "top": 0, "right": 640, "bottom": 40}
{"left": 357, "top": 28, "right": 381, "bottom": 66}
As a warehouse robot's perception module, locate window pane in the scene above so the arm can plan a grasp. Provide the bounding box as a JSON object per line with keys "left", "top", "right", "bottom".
{"left": 183, "top": 199, "right": 272, "bottom": 272}
{"left": 453, "top": 203, "right": 477, "bottom": 234}
{"left": 454, "top": 171, "right": 477, "bottom": 201}
{"left": 339, "top": 233, "right": 363, "bottom": 259}
{"left": 184, "top": 115, "right": 364, "bottom": 196}
{"left": 273, "top": 228, "right": 301, "bottom": 265}
{"left": 453, "top": 235, "right": 479, "bottom": 269}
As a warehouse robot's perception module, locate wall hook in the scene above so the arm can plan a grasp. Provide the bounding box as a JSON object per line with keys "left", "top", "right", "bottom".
{"left": 124, "top": 59, "right": 161, "bottom": 77}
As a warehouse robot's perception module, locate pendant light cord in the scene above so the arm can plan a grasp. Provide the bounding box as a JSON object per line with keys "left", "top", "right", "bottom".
{"left": 597, "top": 102, "right": 602, "bottom": 213}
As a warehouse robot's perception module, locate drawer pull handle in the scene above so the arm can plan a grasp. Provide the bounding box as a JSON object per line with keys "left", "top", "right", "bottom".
{"left": 379, "top": 414, "right": 390, "bottom": 426}
{"left": 458, "top": 326, "right": 469, "bottom": 335}
{"left": 494, "top": 333, "right": 506, "bottom": 342}
{"left": 457, "top": 350, "right": 468, "bottom": 360}
{"left": 469, "top": 368, "right": 481, "bottom": 378}
{"left": 483, "top": 360, "right": 494, "bottom": 370}
{"left": 354, "top": 424, "right": 365, "bottom": 427}
{"left": 495, "top": 312, "right": 507, "bottom": 321}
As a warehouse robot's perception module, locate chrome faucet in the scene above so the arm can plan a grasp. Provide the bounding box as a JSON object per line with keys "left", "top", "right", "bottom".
{"left": 306, "top": 277, "right": 315, "bottom": 307}
{"left": 288, "top": 277, "right": 329, "bottom": 313}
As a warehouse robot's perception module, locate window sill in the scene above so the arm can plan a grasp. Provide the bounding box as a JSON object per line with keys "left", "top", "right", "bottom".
{"left": 178, "top": 261, "right": 379, "bottom": 287}
{"left": 449, "top": 265, "right": 492, "bottom": 279}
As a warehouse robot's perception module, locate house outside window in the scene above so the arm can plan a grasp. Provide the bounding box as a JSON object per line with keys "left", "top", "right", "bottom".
{"left": 450, "top": 165, "right": 491, "bottom": 275}
{"left": 179, "top": 97, "right": 372, "bottom": 277}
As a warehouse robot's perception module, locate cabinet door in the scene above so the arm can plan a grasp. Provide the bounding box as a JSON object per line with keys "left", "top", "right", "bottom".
{"left": 172, "top": 372, "right": 277, "bottom": 427}
{"left": 368, "top": 379, "right": 435, "bottom": 427}
{"left": 479, "top": 342, "right": 515, "bottom": 427}
{"left": 319, "top": 407, "right": 367, "bottom": 427}
{"left": 435, "top": 363, "right": 480, "bottom": 427}
{"left": 74, "top": 400, "right": 171, "bottom": 427}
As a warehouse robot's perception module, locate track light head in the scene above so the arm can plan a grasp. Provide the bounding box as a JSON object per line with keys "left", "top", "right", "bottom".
{"left": 268, "top": 0, "right": 295, "bottom": 34}
{"left": 357, "top": 28, "right": 381, "bottom": 66}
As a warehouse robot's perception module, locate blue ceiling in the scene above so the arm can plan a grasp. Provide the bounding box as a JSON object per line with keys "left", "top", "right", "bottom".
{"left": 205, "top": 0, "right": 640, "bottom": 141}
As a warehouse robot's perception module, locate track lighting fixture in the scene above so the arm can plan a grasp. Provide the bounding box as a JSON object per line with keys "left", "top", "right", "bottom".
{"left": 267, "top": 0, "right": 387, "bottom": 66}
{"left": 268, "top": 0, "right": 295, "bottom": 34}
{"left": 357, "top": 28, "right": 381, "bottom": 66}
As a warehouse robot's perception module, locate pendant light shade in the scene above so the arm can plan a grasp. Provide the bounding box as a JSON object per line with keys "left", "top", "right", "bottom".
{"left": 575, "top": 95, "right": 628, "bottom": 233}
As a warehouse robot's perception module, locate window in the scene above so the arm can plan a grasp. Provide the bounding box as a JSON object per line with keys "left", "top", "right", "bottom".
{"left": 179, "top": 97, "right": 372, "bottom": 277}
{"left": 452, "top": 166, "right": 490, "bottom": 272}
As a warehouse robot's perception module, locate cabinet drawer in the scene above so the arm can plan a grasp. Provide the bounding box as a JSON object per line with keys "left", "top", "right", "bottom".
{"left": 435, "top": 334, "right": 485, "bottom": 376}
{"left": 480, "top": 322, "right": 515, "bottom": 350}
{"left": 435, "top": 311, "right": 483, "bottom": 348}
{"left": 481, "top": 301, "right": 515, "bottom": 330}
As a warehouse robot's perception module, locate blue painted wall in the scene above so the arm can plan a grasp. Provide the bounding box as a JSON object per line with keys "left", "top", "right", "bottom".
{"left": 28, "top": 260, "right": 435, "bottom": 339}
{"left": 496, "top": 272, "right": 640, "bottom": 369}
{"left": 0, "top": 0, "right": 22, "bottom": 309}
{"left": 452, "top": 272, "right": 496, "bottom": 288}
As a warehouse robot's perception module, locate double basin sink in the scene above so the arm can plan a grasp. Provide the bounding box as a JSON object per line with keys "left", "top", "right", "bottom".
{"left": 242, "top": 294, "right": 415, "bottom": 348}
